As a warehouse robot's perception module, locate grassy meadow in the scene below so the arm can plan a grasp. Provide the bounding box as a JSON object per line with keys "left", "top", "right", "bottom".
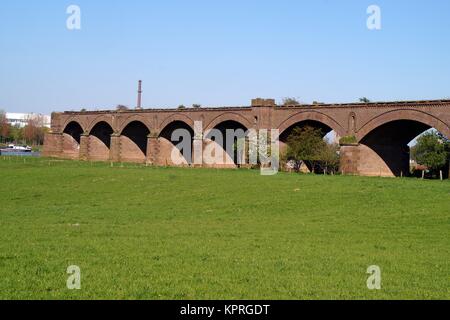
{"left": 0, "top": 156, "right": 449, "bottom": 300}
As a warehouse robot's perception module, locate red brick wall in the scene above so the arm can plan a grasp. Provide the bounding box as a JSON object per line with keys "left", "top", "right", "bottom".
{"left": 42, "top": 133, "right": 62, "bottom": 158}
{"left": 62, "top": 133, "right": 80, "bottom": 160}
{"left": 158, "top": 138, "right": 188, "bottom": 166}
{"left": 88, "top": 136, "right": 110, "bottom": 161}
{"left": 340, "top": 144, "right": 394, "bottom": 177}
{"left": 119, "top": 136, "right": 146, "bottom": 163}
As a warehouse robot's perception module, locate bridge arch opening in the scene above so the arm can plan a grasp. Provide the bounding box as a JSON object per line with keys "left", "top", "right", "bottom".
{"left": 204, "top": 120, "right": 249, "bottom": 168}
{"left": 62, "top": 121, "right": 83, "bottom": 159}
{"left": 120, "top": 121, "right": 150, "bottom": 163}
{"left": 89, "top": 121, "right": 114, "bottom": 161}
{"left": 280, "top": 120, "right": 338, "bottom": 173}
{"left": 359, "top": 120, "right": 449, "bottom": 178}
{"left": 159, "top": 121, "right": 194, "bottom": 166}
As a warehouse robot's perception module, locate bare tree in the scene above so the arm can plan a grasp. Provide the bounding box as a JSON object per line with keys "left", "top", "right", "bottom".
{"left": 23, "top": 115, "right": 47, "bottom": 146}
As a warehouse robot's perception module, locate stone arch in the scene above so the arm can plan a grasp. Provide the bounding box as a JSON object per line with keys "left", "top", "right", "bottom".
{"left": 118, "top": 115, "right": 152, "bottom": 135}
{"left": 277, "top": 111, "right": 346, "bottom": 138}
{"left": 357, "top": 109, "right": 450, "bottom": 142}
{"left": 86, "top": 115, "right": 114, "bottom": 134}
{"left": 89, "top": 121, "right": 114, "bottom": 146}
{"left": 205, "top": 112, "right": 253, "bottom": 131}
{"left": 63, "top": 121, "right": 84, "bottom": 144}
{"left": 88, "top": 121, "right": 114, "bottom": 161}
{"left": 355, "top": 110, "right": 450, "bottom": 177}
{"left": 159, "top": 114, "right": 194, "bottom": 133}
{"left": 204, "top": 119, "right": 250, "bottom": 168}
{"left": 277, "top": 111, "right": 344, "bottom": 174}
{"left": 61, "top": 117, "right": 86, "bottom": 134}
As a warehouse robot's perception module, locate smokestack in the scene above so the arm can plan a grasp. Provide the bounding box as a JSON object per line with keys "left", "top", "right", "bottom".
{"left": 136, "top": 80, "right": 143, "bottom": 110}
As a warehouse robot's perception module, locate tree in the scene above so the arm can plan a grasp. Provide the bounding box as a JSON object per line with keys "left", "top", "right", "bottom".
{"left": 411, "top": 131, "right": 447, "bottom": 179}
{"left": 0, "top": 109, "right": 9, "bottom": 139}
{"left": 286, "top": 126, "right": 326, "bottom": 172}
{"left": 437, "top": 132, "right": 450, "bottom": 178}
{"left": 359, "top": 97, "right": 371, "bottom": 103}
{"left": 317, "top": 143, "right": 340, "bottom": 174}
{"left": 10, "top": 125, "right": 23, "bottom": 144}
{"left": 192, "top": 104, "right": 202, "bottom": 109}
{"left": 282, "top": 98, "right": 300, "bottom": 106}
{"left": 116, "top": 105, "right": 129, "bottom": 111}
{"left": 23, "top": 115, "right": 47, "bottom": 146}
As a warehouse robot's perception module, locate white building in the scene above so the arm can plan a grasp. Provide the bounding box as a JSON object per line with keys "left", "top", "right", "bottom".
{"left": 6, "top": 113, "right": 51, "bottom": 128}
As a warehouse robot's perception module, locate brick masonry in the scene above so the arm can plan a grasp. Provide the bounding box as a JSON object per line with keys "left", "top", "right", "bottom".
{"left": 43, "top": 99, "right": 450, "bottom": 177}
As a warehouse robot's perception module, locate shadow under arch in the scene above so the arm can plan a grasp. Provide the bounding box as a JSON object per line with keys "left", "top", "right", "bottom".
{"left": 205, "top": 120, "right": 249, "bottom": 167}
{"left": 63, "top": 121, "right": 84, "bottom": 144}
{"left": 359, "top": 119, "right": 445, "bottom": 177}
{"left": 88, "top": 121, "right": 114, "bottom": 161}
{"left": 355, "top": 110, "right": 450, "bottom": 177}
{"left": 62, "top": 121, "right": 84, "bottom": 159}
{"left": 89, "top": 121, "right": 114, "bottom": 148}
{"left": 159, "top": 120, "right": 194, "bottom": 165}
{"left": 120, "top": 121, "right": 150, "bottom": 161}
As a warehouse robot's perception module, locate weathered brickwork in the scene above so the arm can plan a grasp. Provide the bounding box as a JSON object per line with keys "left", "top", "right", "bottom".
{"left": 43, "top": 99, "right": 450, "bottom": 177}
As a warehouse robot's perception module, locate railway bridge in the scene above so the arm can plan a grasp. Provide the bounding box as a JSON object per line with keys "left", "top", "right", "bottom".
{"left": 43, "top": 98, "right": 450, "bottom": 177}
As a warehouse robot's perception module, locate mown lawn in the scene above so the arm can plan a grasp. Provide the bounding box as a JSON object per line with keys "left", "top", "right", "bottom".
{"left": 0, "top": 157, "right": 449, "bottom": 300}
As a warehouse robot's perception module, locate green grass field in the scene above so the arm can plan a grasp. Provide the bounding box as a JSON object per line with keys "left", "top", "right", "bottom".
{"left": 0, "top": 156, "right": 449, "bottom": 300}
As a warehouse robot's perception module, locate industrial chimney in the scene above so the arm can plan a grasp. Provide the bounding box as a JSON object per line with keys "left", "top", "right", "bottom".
{"left": 136, "top": 80, "right": 143, "bottom": 110}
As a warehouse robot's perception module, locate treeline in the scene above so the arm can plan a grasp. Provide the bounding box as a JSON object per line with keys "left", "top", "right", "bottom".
{"left": 0, "top": 111, "right": 49, "bottom": 146}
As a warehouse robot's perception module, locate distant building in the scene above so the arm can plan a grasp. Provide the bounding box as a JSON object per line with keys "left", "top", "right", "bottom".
{"left": 6, "top": 113, "right": 51, "bottom": 128}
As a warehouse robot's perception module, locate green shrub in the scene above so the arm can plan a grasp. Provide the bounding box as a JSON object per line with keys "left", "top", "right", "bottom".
{"left": 339, "top": 135, "right": 358, "bottom": 145}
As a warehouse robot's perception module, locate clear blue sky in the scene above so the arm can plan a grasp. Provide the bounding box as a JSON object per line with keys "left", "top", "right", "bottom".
{"left": 1, "top": 0, "right": 449, "bottom": 114}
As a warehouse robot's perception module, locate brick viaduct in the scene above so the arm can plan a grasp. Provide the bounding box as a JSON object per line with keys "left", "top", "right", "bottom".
{"left": 43, "top": 98, "right": 450, "bottom": 177}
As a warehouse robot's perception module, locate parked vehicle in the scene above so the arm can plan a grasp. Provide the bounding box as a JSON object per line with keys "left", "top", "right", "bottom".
{"left": 0, "top": 144, "right": 33, "bottom": 154}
